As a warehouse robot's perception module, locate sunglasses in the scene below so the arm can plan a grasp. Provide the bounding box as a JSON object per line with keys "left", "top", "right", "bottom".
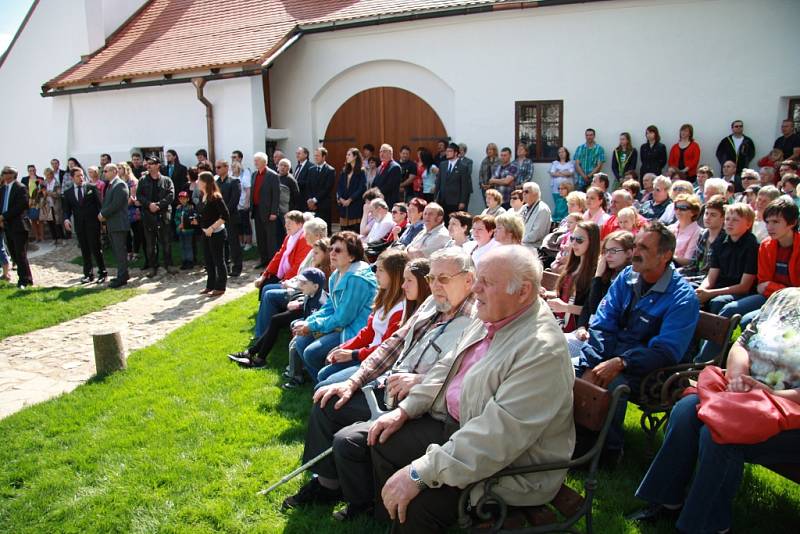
{"left": 569, "top": 235, "right": 585, "bottom": 244}
{"left": 330, "top": 246, "right": 346, "bottom": 253}
{"left": 424, "top": 270, "right": 467, "bottom": 285}
{"left": 675, "top": 204, "right": 692, "bottom": 211}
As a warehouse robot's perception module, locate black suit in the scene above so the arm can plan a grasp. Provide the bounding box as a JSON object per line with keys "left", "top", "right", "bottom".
{"left": 435, "top": 158, "right": 471, "bottom": 217}
{"left": 0, "top": 180, "right": 33, "bottom": 285}
{"left": 63, "top": 183, "right": 106, "bottom": 278}
{"left": 305, "top": 163, "right": 335, "bottom": 227}
{"left": 294, "top": 160, "right": 312, "bottom": 204}
{"left": 218, "top": 175, "right": 243, "bottom": 272}
{"left": 162, "top": 162, "right": 188, "bottom": 196}
{"left": 373, "top": 160, "right": 402, "bottom": 207}
{"left": 250, "top": 167, "right": 281, "bottom": 263}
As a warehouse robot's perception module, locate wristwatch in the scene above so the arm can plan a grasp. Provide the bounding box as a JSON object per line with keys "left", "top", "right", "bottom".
{"left": 409, "top": 463, "right": 427, "bottom": 490}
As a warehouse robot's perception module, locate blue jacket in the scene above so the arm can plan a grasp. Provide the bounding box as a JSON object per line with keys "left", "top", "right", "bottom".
{"left": 305, "top": 261, "right": 377, "bottom": 342}
{"left": 578, "top": 264, "right": 699, "bottom": 376}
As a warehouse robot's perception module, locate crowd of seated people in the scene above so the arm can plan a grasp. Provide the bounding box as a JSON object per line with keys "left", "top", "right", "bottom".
{"left": 215, "top": 123, "right": 800, "bottom": 532}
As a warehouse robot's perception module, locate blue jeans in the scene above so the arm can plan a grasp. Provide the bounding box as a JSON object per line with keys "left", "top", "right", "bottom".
{"left": 255, "top": 284, "right": 288, "bottom": 338}
{"left": 696, "top": 293, "right": 767, "bottom": 362}
{"left": 315, "top": 361, "right": 361, "bottom": 389}
{"left": 178, "top": 233, "right": 193, "bottom": 263}
{"left": 0, "top": 230, "right": 9, "bottom": 266}
{"left": 293, "top": 331, "right": 342, "bottom": 384}
{"left": 635, "top": 394, "right": 800, "bottom": 533}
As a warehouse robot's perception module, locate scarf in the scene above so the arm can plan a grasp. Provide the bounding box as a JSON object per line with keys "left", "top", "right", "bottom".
{"left": 277, "top": 230, "right": 304, "bottom": 279}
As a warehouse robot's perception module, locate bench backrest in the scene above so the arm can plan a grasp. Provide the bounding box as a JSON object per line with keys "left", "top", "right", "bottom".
{"left": 692, "top": 311, "right": 741, "bottom": 364}
{"left": 573, "top": 378, "right": 611, "bottom": 432}
{"left": 542, "top": 270, "right": 560, "bottom": 292}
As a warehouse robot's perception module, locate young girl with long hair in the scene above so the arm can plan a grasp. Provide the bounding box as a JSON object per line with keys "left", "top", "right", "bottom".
{"left": 193, "top": 171, "right": 229, "bottom": 296}
{"left": 544, "top": 221, "right": 601, "bottom": 332}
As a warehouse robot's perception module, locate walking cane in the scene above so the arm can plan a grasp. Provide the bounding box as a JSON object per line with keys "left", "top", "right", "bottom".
{"left": 257, "top": 384, "right": 388, "bottom": 496}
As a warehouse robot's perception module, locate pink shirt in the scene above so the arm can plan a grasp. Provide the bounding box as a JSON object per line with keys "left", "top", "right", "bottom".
{"left": 445, "top": 303, "right": 533, "bottom": 421}
{"left": 669, "top": 220, "right": 701, "bottom": 260}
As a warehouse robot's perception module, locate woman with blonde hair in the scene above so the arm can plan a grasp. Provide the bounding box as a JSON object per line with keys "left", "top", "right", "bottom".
{"left": 481, "top": 188, "right": 506, "bottom": 217}
{"left": 493, "top": 211, "right": 524, "bottom": 245}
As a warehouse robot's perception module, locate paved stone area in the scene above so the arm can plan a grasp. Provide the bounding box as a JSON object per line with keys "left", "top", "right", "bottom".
{"left": 0, "top": 240, "right": 259, "bottom": 419}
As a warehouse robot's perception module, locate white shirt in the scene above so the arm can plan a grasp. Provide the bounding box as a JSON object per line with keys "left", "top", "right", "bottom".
{"left": 732, "top": 134, "right": 744, "bottom": 153}
{"left": 468, "top": 238, "right": 501, "bottom": 267}
{"left": 365, "top": 212, "right": 394, "bottom": 243}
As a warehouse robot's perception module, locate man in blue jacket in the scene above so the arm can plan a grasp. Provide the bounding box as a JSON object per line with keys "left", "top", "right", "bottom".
{"left": 576, "top": 221, "right": 700, "bottom": 462}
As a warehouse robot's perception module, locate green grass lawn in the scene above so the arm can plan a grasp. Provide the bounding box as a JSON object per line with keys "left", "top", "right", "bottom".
{"left": 71, "top": 239, "right": 260, "bottom": 269}
{"left": 0, "top": 283, "right": 141, "bottom": 340}
{"left": 1, "top": 291, "right": 797, "bottom": 533}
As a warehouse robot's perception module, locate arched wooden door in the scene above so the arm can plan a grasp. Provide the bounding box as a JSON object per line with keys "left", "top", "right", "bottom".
{"left": 321, "top": 86, "right": 448, "bottom": 213}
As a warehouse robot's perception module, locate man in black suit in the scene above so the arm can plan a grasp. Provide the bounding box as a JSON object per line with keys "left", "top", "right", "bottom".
{"left": 294, "top": 147, "right": 312, "bottom": 203}
{"left": 99, "top": 164, "right": 131, "bottom": 287}
{"left": 435, "top": 142, "right": 472, "bottom": 218}
{"left": 305, "top": 147, "right": 335, "bottom": 229}
{"left": 0, "top": 167, "right": 34, "bottom": 287}
{"left": 250, "top": 152, "right": 280, "bottom": 267}
{"left": 216, "top": 159, "right": 243, "bottom": 276}
{"left": 372, "top": 144, "right": 403, "bottom": 207}
{"left": 162, "top": 149, "right": 188, "bottom": 196}
{"left": 139, "top": 156, "right": 177, "bottom": 277}
{"left": 63, "top": 167, "right": 106, "bottom": 283}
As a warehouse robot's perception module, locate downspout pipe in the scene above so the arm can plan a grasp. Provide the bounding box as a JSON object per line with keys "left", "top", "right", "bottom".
{"left": 192, "top": 77, "right": 214, "bottom": 162}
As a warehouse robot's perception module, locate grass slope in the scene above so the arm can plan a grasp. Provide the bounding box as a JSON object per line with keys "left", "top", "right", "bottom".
{"left": 0, "top": 284, "right": 140, "bottom": 340}
{"left": 0, "top": 291, "right": 797, "bottom": 533}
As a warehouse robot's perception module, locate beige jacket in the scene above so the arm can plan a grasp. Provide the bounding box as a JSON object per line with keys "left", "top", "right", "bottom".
{"left": 399, "top": 298, "right": 575, "bottom": 506}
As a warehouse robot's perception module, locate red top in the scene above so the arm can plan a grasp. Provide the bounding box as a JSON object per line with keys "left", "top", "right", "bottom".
{"left": 252, "top": 168, "right": 265, "bottom": 206}
{"left": 757, "top": 232, "right": 800, "bottom": 297}
{"left": 668, "top": 141, "right": 701, "bottom": 177}
{"left": 263, "top": 232, "right": 313, "bottom": 279}
{"left": 340, "top": 306, "right": 404, "bottom": 361}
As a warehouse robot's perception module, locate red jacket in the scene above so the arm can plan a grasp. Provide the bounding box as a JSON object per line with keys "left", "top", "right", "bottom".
{"left": 600, "top": 213, "right": 647, "bottom": 239}
{"left": 757, "top": 232, "right": 800, "bottom": 297}
{"left": 668, "top": 141, "right": 701, "bottom": 177}
{"left": 263, "top": 231, "right": 312, "bottom": 279}
{"left": 340, "top": 305, "right": 404, "bottom": 361}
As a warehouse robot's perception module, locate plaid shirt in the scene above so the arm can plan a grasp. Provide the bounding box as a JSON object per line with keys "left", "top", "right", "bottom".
{"left": 349, "top": 294, "right": 478, "bottom": 387}
{"left": 492, "top": 161, "right": 519, "bottom": 203}
{"left": 514, "top": 157, "right": 534, "bottom": 187}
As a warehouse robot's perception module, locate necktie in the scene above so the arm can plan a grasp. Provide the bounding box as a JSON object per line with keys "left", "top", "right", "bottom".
{"left": 2, "top": 185, "right": 10, "bottom": 213}
{"left": 296, "top": 163, "right": 303, "bottom": 175}
{"left": 449, "top": 162, "right": 454, "bottom": 173}
{"left": 78, "top": 186, "right": 84, "bottom": 203}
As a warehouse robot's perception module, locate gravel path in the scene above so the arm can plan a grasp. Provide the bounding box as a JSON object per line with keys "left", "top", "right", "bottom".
{"left": 0, "top": 240, "right": 259, "bottom": 419}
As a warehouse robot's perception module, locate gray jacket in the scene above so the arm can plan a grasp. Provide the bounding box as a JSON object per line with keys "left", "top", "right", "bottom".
{"left": 522, "top": 200, "right": 552, "bottom": 251}
{"left": 100, "top": 177, "right": 131, "bottom": 233}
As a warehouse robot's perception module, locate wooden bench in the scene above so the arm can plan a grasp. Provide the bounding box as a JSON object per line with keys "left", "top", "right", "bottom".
{"left": 541, "top": 270, "right": 560, "bottom": 293}
{"left": 458, "top": 378, "right": 629, "bottom": 533}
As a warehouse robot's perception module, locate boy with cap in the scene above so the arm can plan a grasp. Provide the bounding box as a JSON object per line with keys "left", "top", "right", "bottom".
{"left": 175, "top": 190, "right": 196, "bottom": 269}
{"left": 228, "top": 267, "right": 328, "bottom": 369}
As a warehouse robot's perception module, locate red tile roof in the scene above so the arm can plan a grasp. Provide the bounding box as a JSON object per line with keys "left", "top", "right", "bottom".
{"left": 44, "top": 0, "right": 503, "bottom": 90}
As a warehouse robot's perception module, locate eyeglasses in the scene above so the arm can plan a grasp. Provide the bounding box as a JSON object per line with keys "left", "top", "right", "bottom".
{"left": 424, "top": 270, "right": 467, "bottom": 285}
{"left": 569, "top": 235, "right": 585, "bottom": 244}
{"left": 604, "top": 247, "right": 626, "bottom": 255}
{"left": 675, "top": 204, "right": 691, "bottom": 211}
{"left": 330, "top": 246, "right": 346, "bottom": 253}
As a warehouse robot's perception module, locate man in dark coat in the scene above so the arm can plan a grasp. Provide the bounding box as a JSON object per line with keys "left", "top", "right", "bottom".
{"left": 435, "top": 142, "right": 472, "bottom": 218}
{"left": 63, "top": 167, "right": 106, "bottom": 284}
{"left": 99, "top": 164, "right": 131, "bottom": 287}
{"left": 0, "top": 167, "right": 33, "bottom": 287}
{"left": 216, "top": 159, "right": 243, "bottom": 276}
{"left": 250, "top": 152, "right": 280, "bottom": 267}
{"left": 138, "top": 156, "right": 177, "bottom": 277}
{"left": 372, "top": 144, "right": 403, "bottom": 207}
{"left": 715, "top": 120, "right": 755, "bottom": 175}
{"left": 162, "top": 149, "right": 188, "bottom": 195}
{"left": 305, "top": 147, "right": 336, "bottom": 229}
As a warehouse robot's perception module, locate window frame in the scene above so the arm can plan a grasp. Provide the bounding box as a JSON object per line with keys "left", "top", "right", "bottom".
{"left": 514, "top": 100, "right": 564, "bottom": 163}
{"left": 788, "top": 98, "right": 800, "bottom": 131}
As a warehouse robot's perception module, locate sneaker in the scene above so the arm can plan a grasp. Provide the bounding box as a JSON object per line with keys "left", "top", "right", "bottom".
{"left": 282, "top": 377, "right": 305, "bottom": 389}
{"left": 80, "top": 275, "right": 94, "bottom": 284}
{"left": 333, "top": 502, "right": 374, "bottom": 522}
{"left": 282, "top": 477, "right": 342, "bottom": 510}
{"left": 227, "top": 351, "right": 252, "bottom": 364}
{"left": 96, "top": 272, "right": 108, "bottom": 284}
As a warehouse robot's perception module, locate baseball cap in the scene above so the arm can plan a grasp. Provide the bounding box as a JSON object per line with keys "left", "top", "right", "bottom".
{"left": 295, "top": 267, "right": 326, "bottom": 288}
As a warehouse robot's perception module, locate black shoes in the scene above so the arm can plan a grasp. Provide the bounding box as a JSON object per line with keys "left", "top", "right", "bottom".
{"left": 80, "top": 275, "right": 94, "bottom": 284}
{"left": 108, "top": 278, "right": 128, "bottom": 288}
{"left": 282, "top": 477, "right": 342, "bottom": 511}
{"left": 229, "top": 268, "right": 242, "bottom": 277}
{"left": 96, "top": 272, "right": 108, "bottom": 284}
{"left": 227, "top": 352, "right": 266, "bottom": 368}
{"left": 180, "top": 262, "right": 193, "bottom": 270}
{"left": 254, "top": 262, "right": 266, "bottom": 270}
{"left": 332, "top": 502, "right": 374, "bottom": 522}
{"left": 625, "top": 502, "right": 682, "bottom": 523}
{"left": 282, "top": 377, "right": 305, "bottom": 389}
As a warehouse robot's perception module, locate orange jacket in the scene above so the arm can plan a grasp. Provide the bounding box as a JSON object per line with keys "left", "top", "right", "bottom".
{"left": 264, "top": 231, "right": 313, "bottom": 279}
{"left": 757, "top": 232, "right": 800, "bottom": 297}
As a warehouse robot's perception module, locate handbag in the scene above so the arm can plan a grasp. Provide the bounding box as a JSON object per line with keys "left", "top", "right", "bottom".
{"left": 693, "top": 365, "right": 800, "bottom": 445}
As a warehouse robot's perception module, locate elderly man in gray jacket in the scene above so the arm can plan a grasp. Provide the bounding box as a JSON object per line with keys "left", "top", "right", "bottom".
{"left": 99, "top": 163, "right": 130, "bottom": 287}
{"left": 369, "top": 245, "right": 575, "bottom": 532}
{"left": 520, "top": 181, "right": 551, "bottom": 253}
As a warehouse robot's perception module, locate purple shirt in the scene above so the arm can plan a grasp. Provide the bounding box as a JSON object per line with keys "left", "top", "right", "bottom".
{"left": 445, "top": 303, "right": 533, "bottom": 421}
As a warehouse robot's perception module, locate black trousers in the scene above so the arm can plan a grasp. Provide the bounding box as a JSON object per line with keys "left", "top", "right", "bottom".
{"left": 7, "top": 230, "right": 33, "bottom": 286}
{"left": 127, "top": 220, "right": 143, "bottom": 254}
{"left": 302, "top": 392, "right": 376, "bottom": 480}
{"left": 108, "top": 230, "right": 128, "bottom": 280}
{"left": 442, "top": 203, "right": 460, "bottom": 221}
{"left": 143, "top": 223, "right": 173, "bottom": 268}
{"left": 46, "top": 221, "right": 63, "bottom": 241}
{"left": 224, "top": 218, "right": 243, "bottom": 272}
{"left": 253, "top": 213, "right": 277, "bottom": 265}
{"left": 203, "top": 230, "right": 227, "bottom": 290}
{"left": 248, "top": 307, "right": 302, "bottom": 360}
{"left": 371, "top": 416, "right": 460, "bottom": 533}
{"left": 76, "top": 223, "right": 106, "bottom": 277}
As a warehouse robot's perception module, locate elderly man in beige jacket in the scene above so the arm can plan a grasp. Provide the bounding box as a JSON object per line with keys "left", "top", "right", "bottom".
{"left": 368, "top": 245, "right": 575, "bottom": 532}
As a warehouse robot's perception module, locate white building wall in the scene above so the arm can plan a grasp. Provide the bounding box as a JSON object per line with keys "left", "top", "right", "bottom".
{"left": 269, "top": 0, "right": 800, "bottom": 213}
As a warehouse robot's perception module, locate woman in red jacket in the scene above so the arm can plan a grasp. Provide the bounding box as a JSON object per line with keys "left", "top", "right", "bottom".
{"left": 314, "top": 250, "right": 430, "bottom": 387}
{"left": 260, "top": 210, "right": 313, "bottom": 283}
{"left": 668, "top": 123, "right": 701, "bottom": 182}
